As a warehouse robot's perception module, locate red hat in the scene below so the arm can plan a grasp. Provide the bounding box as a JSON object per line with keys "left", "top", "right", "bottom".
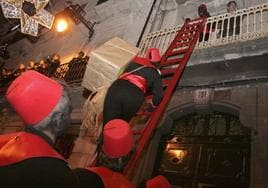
{"left": 145, "top": 48, "right": 161, "bottom": 63}
{"left": 6, "top": 70, "right": 62, "bottom": 125}
{"left": 102, "top": 119, "right": 134, "bottom": 158}
{"left": 146, "top": 175, "right": 171, "bottom": 188}
{"left": 199, "top": 4, "right": 207, "bottom": 9}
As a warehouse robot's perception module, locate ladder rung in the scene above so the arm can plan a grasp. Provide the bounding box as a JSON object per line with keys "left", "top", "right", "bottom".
{"left": 162, "top": 79, "right": 172, "bottom": 86}
{"left": 178, "top": 35, "right": 193, "bottom": 42}
{"left": 183, "top": 25, "right": 200, "bottom": 32}
{"left": 175, "top": 36, "right": 193, "bottom": 43}
{"left": 160, "top": 68, "right": 177, "bottom": 76}
{"left": 170, "top": 48, "right": 188, "bottom": 56}
{"left": 136, "top": 111, "right": 152, "bottom": 116}
{"left": 180, "top": 30, "right": 198, "bottom": 38}
{"left": 164, "top": 57, "right": 184, "bottom": 65}
{"left": 132, "top": 130, "right": 143, "bottom": 135}
{"left": 174, "top": 41, "right": 191, "bottom": 47}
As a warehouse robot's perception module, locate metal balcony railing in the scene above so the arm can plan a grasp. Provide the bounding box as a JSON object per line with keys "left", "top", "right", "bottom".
{"left": 54, "top": 59, "right": 88, "bottom": 84}
{"left": 0, "top": 58, "right": 88, "bottom": 95}
{"left": 138, "top": 3, "right": 268, "bottom": 55}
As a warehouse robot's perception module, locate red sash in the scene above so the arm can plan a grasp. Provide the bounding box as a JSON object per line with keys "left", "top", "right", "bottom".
{"left": 119, "top": 56, "right": 157, "bottom": 93}
{"left": 0, "top": 132, "right": 65, "bottom": 166}
{"left": 120, "top": 73, "right": 146, "bottom": 93}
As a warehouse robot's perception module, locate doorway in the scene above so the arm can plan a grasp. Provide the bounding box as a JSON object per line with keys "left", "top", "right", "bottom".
{"left": 153, "top": 112, "right": 251, "bottom": 188}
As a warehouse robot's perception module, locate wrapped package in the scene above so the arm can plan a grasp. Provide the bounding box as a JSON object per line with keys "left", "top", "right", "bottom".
{"left": 82, "top": 37, "right": 140, "bottom": 91}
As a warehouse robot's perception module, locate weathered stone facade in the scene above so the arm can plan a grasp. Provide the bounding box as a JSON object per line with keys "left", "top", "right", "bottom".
{"left": 135, "top": 81, "right": 268, "bottom": 188}
{"left": 1, "top": 0, "right": 268, "bottom": 187}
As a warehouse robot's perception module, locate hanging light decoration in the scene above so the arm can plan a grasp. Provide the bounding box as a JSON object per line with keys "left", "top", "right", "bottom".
{"left": 0, "top": 0, "right": 54, "bottom": 36}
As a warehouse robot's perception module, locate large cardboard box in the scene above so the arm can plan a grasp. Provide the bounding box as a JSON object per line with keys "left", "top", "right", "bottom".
{"left": 82, "top": 37, "right": 140, "bottom": 91}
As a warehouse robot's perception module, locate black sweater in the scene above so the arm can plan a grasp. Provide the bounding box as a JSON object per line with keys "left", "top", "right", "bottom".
{"left": 123, "top": 61, "right": 163, "bottom": 106}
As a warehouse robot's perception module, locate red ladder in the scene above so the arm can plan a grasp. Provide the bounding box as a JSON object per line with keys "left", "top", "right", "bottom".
{"left": 123, "top": 18, "right": 206, "bottom": 178}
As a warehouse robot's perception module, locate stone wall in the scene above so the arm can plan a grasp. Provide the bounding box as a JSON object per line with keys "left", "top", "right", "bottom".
{"left": 135, "top": 81, "right": 268, "bottom": 188}
{"left": 4, "top": 0, "right": 267, "bottom": 69}
{"left": 146, "top": 0, "right": 268, "bottom": 33}
{"left": 4, "top": 0, "right": 154, "bottom": 69}
{"left": 1, "top": 1, "right": 268, "bottom": 186}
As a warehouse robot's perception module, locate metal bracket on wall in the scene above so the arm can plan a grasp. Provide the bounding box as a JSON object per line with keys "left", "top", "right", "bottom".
{"left": 64, "top": 3, "right": 95, "bottom": 39}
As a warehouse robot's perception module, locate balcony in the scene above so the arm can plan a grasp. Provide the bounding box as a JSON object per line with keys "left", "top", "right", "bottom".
{"left": 52, "top": 3, "right": 268, "bottom": 86}
{"left": 138, "top": 3, "right": 268, "bottom": 56}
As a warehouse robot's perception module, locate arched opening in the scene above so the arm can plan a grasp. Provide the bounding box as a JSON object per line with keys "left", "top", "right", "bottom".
{"left": 153, "top": 111, "right": 251, "bottom": 188}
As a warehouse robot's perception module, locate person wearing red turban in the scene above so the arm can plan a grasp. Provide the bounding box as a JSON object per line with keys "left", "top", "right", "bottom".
{"left": 0, "top": 71, "right": 78, "bottom": 188}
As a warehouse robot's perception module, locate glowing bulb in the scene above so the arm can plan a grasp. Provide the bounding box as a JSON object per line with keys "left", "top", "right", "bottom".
{"left": 56, "top": 19, "right": 68, "bottom": 33}
{"left": 168, "top": 149, "right": 187, "bottom": 164}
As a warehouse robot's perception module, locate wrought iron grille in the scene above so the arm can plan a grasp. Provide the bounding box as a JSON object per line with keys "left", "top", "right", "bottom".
{"left": 0, "top": 59, "right": 87, "bottom": 95}
{"left": 54, "top": 59, "right": 88, "bottom": 84}
{"left": 171, "top": 112, "right": 250, "bottom": 137}
{"left": 154, "top": 112, "right": 251, "bottom": 188}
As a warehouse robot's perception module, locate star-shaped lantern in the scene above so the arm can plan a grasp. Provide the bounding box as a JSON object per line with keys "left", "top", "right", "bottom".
{"left": 0, "top": 0, "right": 54, "bottom": 36}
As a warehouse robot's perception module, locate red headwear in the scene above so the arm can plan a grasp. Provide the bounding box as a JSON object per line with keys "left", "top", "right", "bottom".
{"left": 199, "top": 3, "right": 207, "bottom": 10}
{"left": 6, "top": 70, "right": 62, "bottom": 125}
{"left": 146, "top": 175, "right": 171, "bottom": 188}
{"left": 102, "top": 119, "right": 134, "bottom": 158}
{"left": 145, "top": 48, "right": 161, "bottom": 63}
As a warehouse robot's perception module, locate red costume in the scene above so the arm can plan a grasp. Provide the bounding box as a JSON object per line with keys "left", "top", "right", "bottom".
{"left": 0, "top": 71, "right": 78, "bottom": 188}
{"left": 146, "top": 175, "right": 171, "bottom": 188}
{"left": 0, "top": 132, "right": 64, "bottom": 166}
{"left": 74, "top": 167, "right": 135, "bottom": 188}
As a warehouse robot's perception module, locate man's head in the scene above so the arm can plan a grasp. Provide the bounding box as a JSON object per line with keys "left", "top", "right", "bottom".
{"left": 52, "top": 54, "right": 60, "bottom": 61}
{"left": 198, "top": 4, "right": 209, "bottom": 17}
{"left": 227, "top": 1, "right": 237, "bottom": 14}
{"left": 78, "top": 51, "right": 85, "bottom": 58}
{"left": 6, "top": 70, "right": 72, "bottom": 142}
{"left": 83, "top": 55, "right": 89, "bottom": 62}
{"left": 145, "top": 48, "right": 161, "bottom": 66}
{"left": 39, "top": 59, "right": 45, "bottom": 65}
{"left": 29, "top": 61, "right": 35, "bottom": 67}
{"left": 19, "top": 63, "right": 26, "bottom": 70}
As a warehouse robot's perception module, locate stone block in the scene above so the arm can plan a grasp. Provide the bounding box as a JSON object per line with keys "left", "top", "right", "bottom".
{"left": 82, "top": 37, "right": 139, "bottom": 91}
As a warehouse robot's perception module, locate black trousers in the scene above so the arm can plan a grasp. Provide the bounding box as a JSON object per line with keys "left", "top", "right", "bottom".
{"left": 103, "top": 79, "right": 144, "bottom": 125}
{"left": 0, "top": 158, "right": 79, "bottom": 188}
{"left": 72, "top": 168, "right": 104, "bottom": 188}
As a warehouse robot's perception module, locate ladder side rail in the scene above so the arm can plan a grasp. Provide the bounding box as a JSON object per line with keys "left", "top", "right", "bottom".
{"left": 123, "top": 18, "right": 205, "bottom": 177}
